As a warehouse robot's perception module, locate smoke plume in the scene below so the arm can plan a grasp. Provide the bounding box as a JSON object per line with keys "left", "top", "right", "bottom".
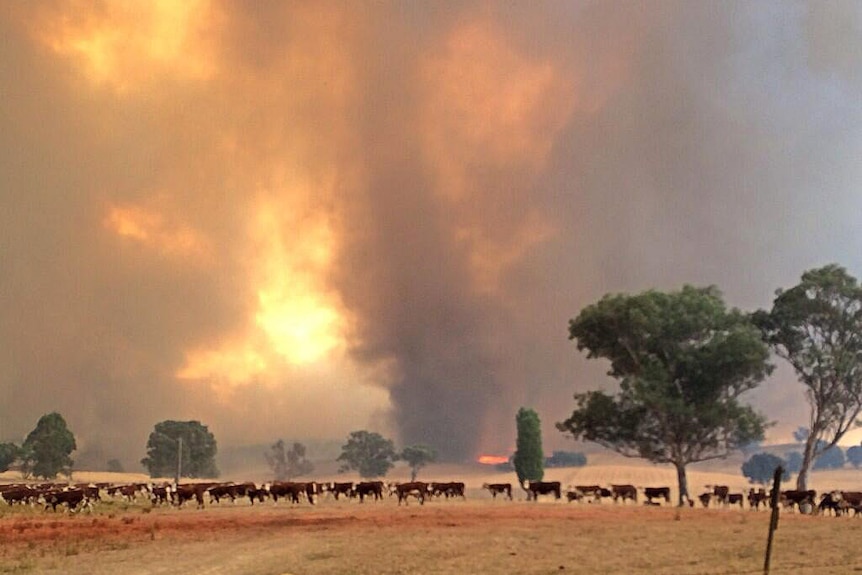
{"left": 1, "top": 2, "right": 861, "bottom": 468}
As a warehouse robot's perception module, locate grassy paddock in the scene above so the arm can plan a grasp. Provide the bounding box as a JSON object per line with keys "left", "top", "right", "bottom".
{"left": 1, "top": 499, "right": 861, "bottom": 575}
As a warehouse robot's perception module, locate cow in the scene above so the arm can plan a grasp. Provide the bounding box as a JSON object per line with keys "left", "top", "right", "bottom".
{"left": 643, "top": 487, "right": 671, "bottom": 505}
{"left": 698, "top": 493, "right": 712, "bottom": 508}
{"left": 830, "top": 491, "right": 862, "bottom": 516}
{"left": 74, "top": 483, "right": 102, "bottom": 502}
{"left": 173, "top": 483, "right": 216, "bottom": 508}
{"left": 747, "top": 488, "right": 768, "bottom": 510}
{"left": 0, "top": 486, "right": 40, "bottom": 505}
{"left": 430, "top": 482, "right": 466, "bottom": 500}
{"left": 611, "top": 484, "right": 637, "bottom": 504}
{"left": 482, "top": 483, "right": 513, "bottom": 500}
{"left": 107, "top": 483, "right": 147, "bottom": 502}
{"left": 727, "top": 493, "right": 744, "bottom": 509}
{"left": 524, "top": 481, "right": 561, "bottom": 501}
{"left": 43, "top": 488, "right": 90, "bottom": 512}
{"left": 565, "top": 490, "right": 583, "bottom": 502}
{"left": 353, "top": 481, "right": 385, "bottom": 503}
{"left": 207, "top": 483, "right": 238, "bottom": 504}
{"left": 269, "top": 482, "right": 316, "bottom": 504}
{"left": 818, "top": 491, "right": 845, "bottom": 516}
{"left": 572, "top": 485, "right": 604, "bottom": 502}
{"left": 394, "top": 482, "right": 428, "bottom": 506}
{"left": 325, "top": 482, "right": 354, "bottom": 501}
{"left": 709, "top": 485, "right": 730, "bottom": 506}
{"left": 149, "top": 483, "right": 173, "bottom": 506}
{"left": 778, "top": 489, "right": 817, "bottom": 512}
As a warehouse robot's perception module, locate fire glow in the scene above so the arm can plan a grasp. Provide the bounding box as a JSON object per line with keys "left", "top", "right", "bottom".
{"left": 477, "top": 455, "right": 509, "bottom": 465}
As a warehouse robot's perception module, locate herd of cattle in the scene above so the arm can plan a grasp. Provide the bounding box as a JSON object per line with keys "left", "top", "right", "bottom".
{"left": 0, "top": 479, "right": 464, "bottom": 512}
{"left": 3, "top": 479, "right": 862, "bottom": 517}
{"left": 524, "top": 480, "right": 862, "bottom": 515}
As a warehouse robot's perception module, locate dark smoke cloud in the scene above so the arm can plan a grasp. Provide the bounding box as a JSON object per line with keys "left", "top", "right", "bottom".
{"left": 1, "top": 2, "right": 861, "bottom": 469}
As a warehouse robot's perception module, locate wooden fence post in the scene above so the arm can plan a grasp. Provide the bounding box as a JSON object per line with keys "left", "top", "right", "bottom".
{"left": 763, "top": 466, "right": 784, "bottom": 575}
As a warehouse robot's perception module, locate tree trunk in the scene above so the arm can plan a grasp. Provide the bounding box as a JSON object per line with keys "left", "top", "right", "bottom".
{"left": 796, "top": 433, "right": 817, "bottom": 491}
{"left": 675, "top": 462, "right": 689, "bottom": 507}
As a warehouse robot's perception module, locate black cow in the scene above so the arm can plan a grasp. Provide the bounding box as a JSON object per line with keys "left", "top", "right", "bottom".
{"left": 643, "top": 487, "right": 671, "bottom": 504}
{"left": 524, "top": 481, "right": 561, "bottom": 501}
{"left": 353, "top": 481, "right": 384, "bottom": 502}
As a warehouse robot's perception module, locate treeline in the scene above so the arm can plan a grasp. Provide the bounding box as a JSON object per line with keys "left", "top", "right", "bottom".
{"left": 493, "top": 451, "right": 588, "bottom": 473}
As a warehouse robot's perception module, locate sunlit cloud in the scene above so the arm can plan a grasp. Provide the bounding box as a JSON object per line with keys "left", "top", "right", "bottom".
{"left": 104, "top": 202, "right": 211, "bottom": 260}
{"left": 29, "top": 0, "right": 218, "bottom": 92}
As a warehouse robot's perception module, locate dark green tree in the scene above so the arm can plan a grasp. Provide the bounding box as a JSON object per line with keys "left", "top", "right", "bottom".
{"left": 265, "top": 440, "right": 314, "bottom": 481}
{"left": 0, "top": 443, "right": 20, "bottom": 473}
{"left": 140, "top": 420, "right": 218, "bottom": 478}
{"left": 336, "top": 430, "right": 397, "bottom": 478}
{"left": 753, "top": 264, "right": 862, "bottom": 490}
{"left": 513, "top": 407, "right": 544, "bottom": 487}
{"left": 741, "top": 452, "right": 789, "bottom": 485}
{"left": 400, "top": 444, "right": 437, "bottom": 481}
{"left": 106, "top": 458, "right": 124, "bottom": 473}
{"left": 21, "top": 412, "right": 77, "bottom": 479}
{"left": 558, "top": 285, "right": 771, "bottom": 506}
{"left": 847, "top": 445, "right": 862, "bottom": 469}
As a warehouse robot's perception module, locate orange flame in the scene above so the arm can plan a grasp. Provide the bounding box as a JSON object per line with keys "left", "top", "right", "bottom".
{"left": 477, "top": 455, "right": 509, "bottom": 465}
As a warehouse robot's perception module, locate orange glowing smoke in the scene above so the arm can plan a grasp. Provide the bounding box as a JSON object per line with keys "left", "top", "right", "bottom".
{"left": 477, "top": 455, "right": 510, "bottom": 465}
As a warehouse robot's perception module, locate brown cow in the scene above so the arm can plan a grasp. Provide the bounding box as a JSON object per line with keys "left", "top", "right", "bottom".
{"left": 43, "top": 488, "right": 90, "bottom": 512}
{"left": 482, "top": 483, "right": 513, "bottom": 500}
{"left": 573, "top": 485, "right": 604, "bottom": 502}
{"left": 173, "top": 483, "right": 216, "bottom": 508}
{"left": 0, "top": 486, "right": 39, "bottom": 505}
{"left": 394, "top": 482, "right": 427, "bottom": 506}
{"left": 611, "top": 484, "right": 637, "bottom": 503}
{"left": 430, "top": 482, "right": 466, "bottom": 500}
{"left": 269, "top": 482, "right": 316, "bottom": 504}
{"left": 836, "top": 491, "right": 862, "bottom": 516}
{"left": 779, "top": 489, "right": 816, "bottom": 512}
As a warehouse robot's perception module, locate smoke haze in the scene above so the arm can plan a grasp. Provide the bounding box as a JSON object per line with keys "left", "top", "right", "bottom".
{"left": 2, "top": 2, "right": 861, "bottom": 468}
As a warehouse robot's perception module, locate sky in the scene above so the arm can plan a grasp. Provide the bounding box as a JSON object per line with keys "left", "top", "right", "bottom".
{"left": 2, "top": 1, "right": 862, "bottom": 470}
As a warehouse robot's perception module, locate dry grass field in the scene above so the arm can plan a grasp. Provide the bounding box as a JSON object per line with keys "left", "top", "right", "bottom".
{"left": 2, "top": 461, "right": 862, "bottom": 575}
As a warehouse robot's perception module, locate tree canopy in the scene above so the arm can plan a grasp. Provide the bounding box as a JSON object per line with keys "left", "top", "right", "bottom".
{"left": 741, "top": 452, "right": 789, "bottom": 485}
{"left": 558, "top": 285, "right": 772, "bottom": 505}
{"left": 847, "top": 445, "right": 862, "bottom": 469}
{"left": 812, "top": 443, "right": 845, "bottom": 470}
{"left": 0, "top": 443, "right": 20, "bottom": 473}
{"left": 400, "top": 444, "right": 437, "bottom": 481}
{"left": 140, "top": 420, "right": 219, "bottom": 479}
{"left": 514, "top": 407, "right": 544, "bottom": 486}
{"left": 753, "top": 264, "right": 862, "bottom": 490}
{"left": 21, "top": 412, "right": 77, "bottom": 479}
{"left": 336, "top": 430, "right": 397, "bottom": 478}
{"left": 265, "top": 440, "right": 314, "bottom": 481}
